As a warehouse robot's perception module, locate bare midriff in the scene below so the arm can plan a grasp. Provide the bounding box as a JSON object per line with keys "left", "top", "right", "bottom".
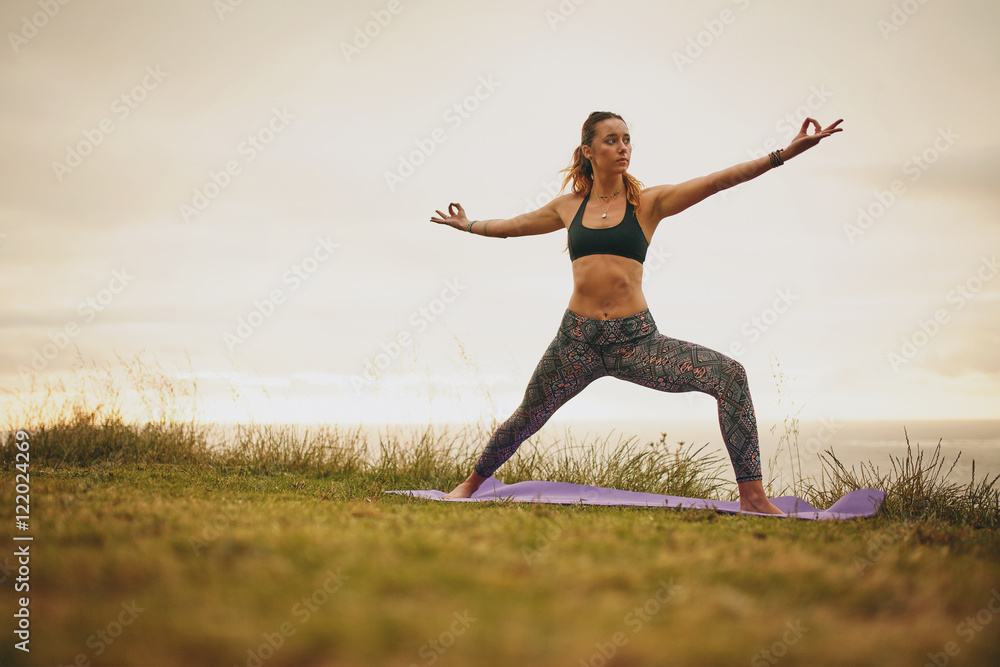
{"left": 566, "top": 254, "right": 648, "bottom": 320}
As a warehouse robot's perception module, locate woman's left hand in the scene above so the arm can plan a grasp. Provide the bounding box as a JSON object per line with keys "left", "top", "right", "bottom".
{"left": 783, "top": 117, "right": 843, "bottom": 160}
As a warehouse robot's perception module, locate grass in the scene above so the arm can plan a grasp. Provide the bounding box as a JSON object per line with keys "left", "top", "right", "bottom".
{"left": 2, "top": 356, "right": 999, "bottom": 666}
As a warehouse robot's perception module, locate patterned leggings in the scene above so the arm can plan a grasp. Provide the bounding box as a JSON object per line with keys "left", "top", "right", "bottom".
{"left": 473, "top": 309, "right": 762, "bottom": 483}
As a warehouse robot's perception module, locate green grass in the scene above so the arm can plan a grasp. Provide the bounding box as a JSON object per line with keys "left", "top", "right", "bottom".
{"left": 4, "top": 465, "right": 1000, "bottom": 667}
{"left": 2, "top": 357, "right": 999, "bottom": 665}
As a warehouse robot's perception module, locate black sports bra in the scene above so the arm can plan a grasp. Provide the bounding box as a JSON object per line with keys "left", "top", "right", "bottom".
{"left": 567, "top": 192, "right": 648, "bottom": 264}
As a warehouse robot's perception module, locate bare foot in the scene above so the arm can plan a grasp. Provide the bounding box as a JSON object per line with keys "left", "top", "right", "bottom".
{"left": 443, "top": 480, "right": 477, "bottom": 499}
{"left": 443, "top": 472, "right": 488, "bottom": 499}
{"left": 737, "top": 480, "right": 786, "bottom": 516}
{"left": 739, "top": 497, "right": 785, "bottom": 515}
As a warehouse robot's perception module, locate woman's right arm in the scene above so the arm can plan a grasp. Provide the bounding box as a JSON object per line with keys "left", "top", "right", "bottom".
{"left": 430, "top": 197, "right": 565, "bottom": 238}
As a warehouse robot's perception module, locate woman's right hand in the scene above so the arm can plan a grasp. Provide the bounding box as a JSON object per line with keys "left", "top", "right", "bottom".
{"left": 430, "top": 202, "right": 469, "bottom": 231}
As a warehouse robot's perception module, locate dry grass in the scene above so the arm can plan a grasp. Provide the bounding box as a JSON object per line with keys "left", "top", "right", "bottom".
{"left": 2, "top": 353, "right": 998, "bottom": 526}
{"left": 3, "top": 355, "right": 999, "bottom": 666}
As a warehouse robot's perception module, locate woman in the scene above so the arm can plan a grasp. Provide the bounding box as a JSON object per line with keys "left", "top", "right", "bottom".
{"left": 430, "top": 111, "right": 842, "bottom": 514}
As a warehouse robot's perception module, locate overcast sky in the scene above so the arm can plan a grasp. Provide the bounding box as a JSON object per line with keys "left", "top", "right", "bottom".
{"left": 1, "top": 0, "right": 998, "bottom": 429}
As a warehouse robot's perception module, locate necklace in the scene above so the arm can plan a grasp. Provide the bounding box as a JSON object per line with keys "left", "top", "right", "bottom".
{"left": 594, "top": 187, "right": 621, "bottom": 218}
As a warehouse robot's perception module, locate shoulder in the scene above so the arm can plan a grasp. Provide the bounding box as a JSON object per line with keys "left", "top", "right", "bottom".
{"left": 639, "top": 184, "right": 674, "bottom": 202}
{"left": 635, "top": 184, "right": 677, "bottom": 230}
{"left": 546, "top": 192, "right": 586, "bottom": 226}
{"left": 635, "top": 184, "right": 666, "bottom": 211}
{"left": 637, "top": 183, "right": 698, "bottom": 224}
{"left": 551, "top": 191, "right": 585, "bottom": 208}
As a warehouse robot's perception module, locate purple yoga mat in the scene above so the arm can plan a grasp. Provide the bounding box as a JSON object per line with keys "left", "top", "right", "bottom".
{"left": 387, "top": 478, "right": 885, "bottom": 520}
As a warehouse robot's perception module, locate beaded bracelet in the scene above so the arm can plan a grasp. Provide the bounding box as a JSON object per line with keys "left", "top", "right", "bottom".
{"left": 466, "top": 220, "right": 477, "bottom": 233}
{"left": 769, "top": 149, "right": 785, "bottom": 168}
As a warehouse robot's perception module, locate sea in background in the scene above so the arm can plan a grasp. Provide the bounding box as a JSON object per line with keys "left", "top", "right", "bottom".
{"left": 569, "top": 418, "right": 1000, "bottom": 485}
{"left": 335, "top": 418, "right": 1000, "bottom": 487}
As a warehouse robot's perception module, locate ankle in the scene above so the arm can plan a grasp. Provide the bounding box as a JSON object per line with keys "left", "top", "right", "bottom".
{"left": 464, "top": 472, "right": 488, "bottom": 491}
{"left": 737, "top": 479, "right": 769, "bottom": 501}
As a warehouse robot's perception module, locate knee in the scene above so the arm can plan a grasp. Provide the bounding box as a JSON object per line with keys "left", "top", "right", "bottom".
{"left": 726, "top": 358, "right": 749, "bottom": 386}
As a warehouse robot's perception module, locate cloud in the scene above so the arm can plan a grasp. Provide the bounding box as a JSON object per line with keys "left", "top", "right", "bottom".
{"left": 2, "top": 0, "right": 999, "bottom": 421}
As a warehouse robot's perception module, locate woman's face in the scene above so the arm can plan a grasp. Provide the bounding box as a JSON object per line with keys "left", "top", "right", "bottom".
{"left": 584, "top": 118, "right": 631, "bottom": 175}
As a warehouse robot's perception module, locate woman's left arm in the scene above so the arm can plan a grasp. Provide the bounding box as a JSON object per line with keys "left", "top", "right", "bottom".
{"left": 646, "top": 117, "right": 843, "bottom": 223}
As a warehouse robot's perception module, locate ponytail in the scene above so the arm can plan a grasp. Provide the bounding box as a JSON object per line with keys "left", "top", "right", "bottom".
{"left": 559, "top": 145, "right": 594, "bottom": 197}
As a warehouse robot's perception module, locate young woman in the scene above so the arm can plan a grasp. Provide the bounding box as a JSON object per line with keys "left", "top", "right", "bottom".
{"left": 430, "top": 111, "right": 843, "bottom": 513}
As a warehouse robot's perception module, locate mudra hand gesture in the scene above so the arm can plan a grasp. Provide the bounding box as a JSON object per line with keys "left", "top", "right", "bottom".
{"left": 783, "top": 117, "right": 843, "bottom": 160}
{"left": 430, "top": 202, "right": 471, "bottom": 231}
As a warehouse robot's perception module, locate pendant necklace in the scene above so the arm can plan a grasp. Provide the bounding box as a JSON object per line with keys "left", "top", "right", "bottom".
{"left": 595, "top": 187, "right": 621, "bottom": 219}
